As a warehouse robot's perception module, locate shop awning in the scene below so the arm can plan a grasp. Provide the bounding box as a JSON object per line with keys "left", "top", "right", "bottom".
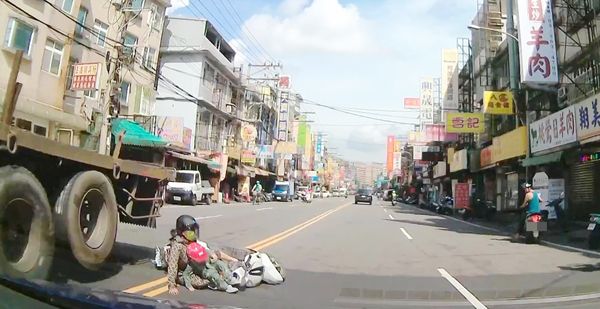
{"left": 254, "top": 167, "right": 273, "bottom": 176}
{"left": 111, "top": 119, "right": 168, "bottom": 148}
{"left": 167, "top": 151, "right": 221, "bottom": 170}
{"left": 521, "top": 151, "right": 563, "bottom": 167}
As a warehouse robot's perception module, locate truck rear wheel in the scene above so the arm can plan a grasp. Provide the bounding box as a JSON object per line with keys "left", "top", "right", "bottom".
{"left": 54, "top": 171, "right": 117, "bottom": 270}
{"left": 0, "top": 166, "right": 54, "bottom": 279}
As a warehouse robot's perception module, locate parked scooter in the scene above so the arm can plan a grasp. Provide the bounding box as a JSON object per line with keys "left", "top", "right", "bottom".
{"left": 435, "top": 196, "right": 453, "bottom": 215}
{"left": 588, "top": 213, "right": 600, "bottom": 249}
{"left": 461, "top": 198, "right": 496, "bottom": 221}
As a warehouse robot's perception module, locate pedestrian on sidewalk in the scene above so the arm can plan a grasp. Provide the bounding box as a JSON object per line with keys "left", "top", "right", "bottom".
{"left": 513, "top": 183, "right": 543, "bottom": 240}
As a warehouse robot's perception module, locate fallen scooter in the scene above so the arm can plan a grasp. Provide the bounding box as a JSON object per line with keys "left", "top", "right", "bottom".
{"left": 299, "top": 191, "right": 312, "bottom": 203}
{"left": 588, "top": 213, "right": 600, "bottom": 249}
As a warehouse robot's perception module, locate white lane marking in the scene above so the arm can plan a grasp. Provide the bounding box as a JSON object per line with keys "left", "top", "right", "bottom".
{"left": 388, "top": 214, "right": 394, "bottom": 220}
{"left": 400, "top": 227, "right": 413, "bottom": 240}
{"left": 256, "top": 207, "right": 273, "bottom": 211}
{"left": 383, "top": 208, "right": 388, "bottom": 213}
{"left": 438, "top": 268, "right": 487, "bottom": 309}
{"left": 194, "top": 215, "right": 222, "bottom": 220}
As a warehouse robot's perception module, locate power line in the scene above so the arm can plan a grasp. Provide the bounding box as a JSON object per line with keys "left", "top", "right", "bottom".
{"left": 184, "top": 0, "right": 264, "bottom": 64}
{"left": 302, "top": 99, "right": 418, "bottom": 125}
{"left": 220, "top": 0, "right": 277, "bottom": 62}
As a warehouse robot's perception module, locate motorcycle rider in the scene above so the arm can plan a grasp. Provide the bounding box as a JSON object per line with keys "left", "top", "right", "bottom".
{"left": 251, "top": 181, "right": 263, "bottom": 205}
{"left": 513, "top": 183, "right": 543, "bottom": 240}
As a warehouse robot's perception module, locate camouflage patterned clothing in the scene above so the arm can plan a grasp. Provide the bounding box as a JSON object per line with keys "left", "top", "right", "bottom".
{"left": 167, "top": 237, "right": 209, "bottom": 289}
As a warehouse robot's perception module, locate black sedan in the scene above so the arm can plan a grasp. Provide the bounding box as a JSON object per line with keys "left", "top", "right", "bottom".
{"left": 355, "top": 189, "right": 373, "bottom": 205}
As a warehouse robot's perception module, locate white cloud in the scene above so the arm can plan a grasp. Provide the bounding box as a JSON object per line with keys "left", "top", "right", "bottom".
{"left": 166, "top": 0, "right": 189, "bottom": 15}
{"left": 229, "top": 39, "right": 250, "bottom": 67}
{"left": 278, "top": 0, "right": 311, "bottom": 15}
{"left": 243, "top": 0, "right": 371, "bottom": 55}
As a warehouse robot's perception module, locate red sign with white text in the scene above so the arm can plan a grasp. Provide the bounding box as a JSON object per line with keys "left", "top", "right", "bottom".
{"left": 404, "top": 98, "right": 420, "bottom": 109}
{"left": 454, "top": 183, "right": 471, "bottom": 210}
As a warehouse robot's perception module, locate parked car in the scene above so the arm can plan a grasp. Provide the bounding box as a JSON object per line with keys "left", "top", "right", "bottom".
{"left": 332, "top": 189, "right": 340, "bottom": 197}
{"left": 166, "top": 170, "right": 213, "bottom": 205}
{"left": 322, "top": 191, "right": 331, "bottom": 198}
{"left": 272, "top": 181, "right": 294, "bottom": 202}
{"left": 355, "top": 188, "right": 373, "bottom": 205}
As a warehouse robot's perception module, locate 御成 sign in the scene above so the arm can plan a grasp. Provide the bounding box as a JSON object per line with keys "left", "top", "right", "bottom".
{"left": 445, "top": 112, "right": 485, "bottom": 133}
{"left": 517, "top": 0, "right": 559, "bottom": 84}
{"left": 483, "top": 91, "right": 514, "bottom": 115}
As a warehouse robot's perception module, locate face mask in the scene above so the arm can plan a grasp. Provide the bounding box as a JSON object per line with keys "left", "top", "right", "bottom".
{"left": 182, "top": 230, "right": 196, "bottom": 242}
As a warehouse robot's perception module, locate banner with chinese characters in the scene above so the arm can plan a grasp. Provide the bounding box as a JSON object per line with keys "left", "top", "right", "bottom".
{"left": 277, "top": 91, "right": 290, "bottom": 141}
{"left": 529, "top": 105, "right": 577, "bottom": 154}
{"left": 454, "top": 183, "right": 471, "bottom": 210}
{"left": 445, "top": 112, "right": 485, "bottom": 133}
{"left": 71, "top": 63, "right": 101, "bottom": 90}
{"left": 441, "top": 49, "right": 459, "bottom": 110}
{"left": 419, "top": 78, "right": 434, "bottom": 125}
{"left": 517, "top": 0, "right": 559, "bottom": 84}
{"left": 425, "top": 124, "right": 459, "bottom": 142}
{"left": 574, "top": 93, "right": 600, "bottom": 143}
{"left": 483, "top": 91, "right": 514, "bottom": 115}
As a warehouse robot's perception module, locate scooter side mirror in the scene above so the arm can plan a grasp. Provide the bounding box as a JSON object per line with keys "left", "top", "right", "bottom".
{"left": 560, "top": 192, "right": 565, "bottom": 199}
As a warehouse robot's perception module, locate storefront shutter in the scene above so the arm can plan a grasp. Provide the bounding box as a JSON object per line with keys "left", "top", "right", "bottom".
{"left": 567, "top": 160, "right": 600, "bottom": 219}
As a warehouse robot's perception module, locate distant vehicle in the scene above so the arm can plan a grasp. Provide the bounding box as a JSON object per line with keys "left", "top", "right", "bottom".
{"left": 166, "top": 170, "right": 214, "bottom": 205}
{"left": 295, "top": 186, "right": 308, "bottom": 199}
{"left": 355, "top": 188, "right": 373, "bottom": 205}
{"left": 339, "top": 188, "right": 348, "bottom": 197}
{"left": 332, "top": 189, "right": 340, "bottom": 197}
{"left": 272, "top": 181, "right": 293, "bottom": 202}
{"left": 314, "top": 187, "right": 322, "bottom": 198}
{"left": 322, "top": 191, "right": 331, "bottom": 198}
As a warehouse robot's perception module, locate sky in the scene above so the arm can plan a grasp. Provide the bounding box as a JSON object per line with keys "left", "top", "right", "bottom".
{"left": 167, "top": 0, "right": 479, "bottom": 163}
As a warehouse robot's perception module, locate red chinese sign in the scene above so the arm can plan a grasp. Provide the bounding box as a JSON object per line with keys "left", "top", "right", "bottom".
{"left": 71, "top": 63, "right": 100, "bottom": 90}
{"left": 445, "top": 112, "right": 485, "bottom": 133}
{"left": 404, "top": 97, "right": 420, "bottom": 109}
{"left": 480, "top": 146, "right": 494, "bottom": 167}
{"left": 454, "top": 183, "right": 471, "bottom": 210}
{"left": 517, "top": 0, "right": 558, "bottom": 84}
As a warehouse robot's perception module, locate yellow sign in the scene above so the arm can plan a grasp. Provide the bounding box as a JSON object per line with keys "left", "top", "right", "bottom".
{"left": 492, "top": 127, "right": 528, "bottom": 163}
{"left": 445, "top": 112, "right": 485, "bottom": 133}
{"left": 483, "top": 91, "right": 514, "bottom": 115}
{"left": 240, "top": 124, "right": 257, "bottom": 142}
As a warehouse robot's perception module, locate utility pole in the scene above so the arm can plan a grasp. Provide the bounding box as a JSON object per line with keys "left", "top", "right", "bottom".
{"left": 506, "top": 0, "right": 520, "bottom": 128}
{"left": 98, "top": 0, "right": 130, "bottom": 154}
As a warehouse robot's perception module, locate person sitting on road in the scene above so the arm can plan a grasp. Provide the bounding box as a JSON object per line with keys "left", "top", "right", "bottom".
{"left": 513, "top": 183, "right": 543, "bottom": 240}
{"left": 183, "top": 242, "right": 209, "bottom": 291}
{"left": 167, "top": 215, "right": 240, "bottom": 295}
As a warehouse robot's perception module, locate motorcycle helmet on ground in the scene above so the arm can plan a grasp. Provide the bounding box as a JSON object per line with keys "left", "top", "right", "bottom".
{"left": 176, "top": 215, "right": 199, "bottom": 242}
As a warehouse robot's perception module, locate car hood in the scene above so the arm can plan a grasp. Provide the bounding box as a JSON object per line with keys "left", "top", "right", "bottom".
{"left": 0, "top": 275, "right": 239, "bottom": 309}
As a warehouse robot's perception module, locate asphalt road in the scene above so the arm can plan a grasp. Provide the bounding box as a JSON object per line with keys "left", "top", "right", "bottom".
{"left": 47, "top": 197, "right": 600, "bottom": 308}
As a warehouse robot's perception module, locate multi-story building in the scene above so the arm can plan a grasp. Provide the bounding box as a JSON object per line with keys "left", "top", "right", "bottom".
{"left": 155, "top": 16, "right": 242, "bottom": 154}
{"left": 0, "top": 0, "right": 170, "bottom": 148}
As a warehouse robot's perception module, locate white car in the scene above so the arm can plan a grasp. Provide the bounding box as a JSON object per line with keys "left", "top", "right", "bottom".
{"left": 166, "top": 170, "right": 213, "bottom": 205}
{"left": 322, "top": 191, "right": 331, "bottom": 198}
{"left": 332, "top": 189, "right": 340, "bottom": 197}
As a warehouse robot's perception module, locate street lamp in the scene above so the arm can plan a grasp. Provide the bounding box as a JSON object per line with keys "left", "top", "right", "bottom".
{"left": 467, "top": 24, "right": 519, "bottom": 43}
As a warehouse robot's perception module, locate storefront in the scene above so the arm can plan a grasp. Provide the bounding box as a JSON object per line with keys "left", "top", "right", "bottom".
{"left": 491, "top": 127, "right": 528, "bottom": 210}
{"left": 432, "top": 160, "right": 448, "bottom": 203}
{"left": 565, "top": 94, "right": 600, "bottom": 219}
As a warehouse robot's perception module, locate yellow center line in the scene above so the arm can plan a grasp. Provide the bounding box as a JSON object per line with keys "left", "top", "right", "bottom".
{"left": 124, "top": 202, "right": 351, "bottom": 297}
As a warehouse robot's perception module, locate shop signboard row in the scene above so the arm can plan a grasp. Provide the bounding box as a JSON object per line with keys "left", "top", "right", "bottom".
{"left": 433, "top": 161, "right": 447, "bottom": 179}
{"left": 528, "top": 92, "right": 600, "bottom": 154}
{"left": 449, "top": 149, "right": 468, "bottom": 173}
{"left": 413, "top": 145, "right": 440, "bottom": 161}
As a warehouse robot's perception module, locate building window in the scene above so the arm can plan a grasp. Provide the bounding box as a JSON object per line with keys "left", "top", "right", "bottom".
{"left": 123, "top": 33, "right": 137, "bottom": 56}
{"left": 142, "top": 46, "right": 156, "bottom": 70}
{"left": 84, "top": 89, "right": 98, "bottom": 99}
{"left": 75, "top": 7, "right": 88, "bottom": 36}
{"left": 33, "top": 125, "right": 47, "bottom": 137}
{"left": 42, "top": 39, "right": 64, "bottom": 75}
{"left": 93, "top": 20, "right": 108, "bottom": 47}
{"left": 64, "top": 57, "right": 77, "bottom": 90}
{"left": 139, "top": 88, "right": 151, "bottom": 115}
{"left": 15, "top": 118, "right": 32, "bottom": 131}
{"left": 61, "top": 0, "right": 74, "bottom": 13}
{"left": 131, "top": 0, "right": 145, "bottom": 12}
{"left": 4, "top": 18, "right": 35, "bottom": 55}
{"left": 148, "top": 3, "right": 162, "bottom": 30}
{"left": 120, "top": 81, "right": 130, "bottom": 105}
